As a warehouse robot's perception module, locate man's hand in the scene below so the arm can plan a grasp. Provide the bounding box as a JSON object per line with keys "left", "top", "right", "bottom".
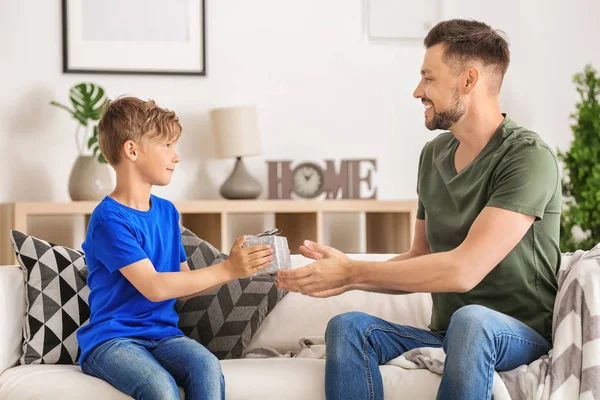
{"left": 276, "top": 240, "right": 353, "bottom": 297}
{"left": 298, "top": 241, "right": 325, "bottom": 261}
{"left": 225, "top": 236, "right": 273, "bottom": 279}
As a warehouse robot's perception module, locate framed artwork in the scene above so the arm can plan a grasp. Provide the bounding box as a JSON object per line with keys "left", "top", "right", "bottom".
{"left": 61, "top": 0, "right": 206, "bottom": 76}
{"left": 364, "top": 0, "right": 440, "bottom": 42}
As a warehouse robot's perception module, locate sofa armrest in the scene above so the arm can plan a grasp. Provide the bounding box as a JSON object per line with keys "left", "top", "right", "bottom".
{"left": 0, "top": 265, "right": 25, "bottom": 373}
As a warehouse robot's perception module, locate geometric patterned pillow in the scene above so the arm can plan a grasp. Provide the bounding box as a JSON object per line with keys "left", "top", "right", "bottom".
{"left": 175, "top": 227, "right": 286, "bottom": 360}
{"left": 9, "top": 230, "right": 90, "bottom": 365}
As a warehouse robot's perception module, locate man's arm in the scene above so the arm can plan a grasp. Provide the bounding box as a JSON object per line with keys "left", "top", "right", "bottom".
{"left": 388, "top": 219, "right": 431, "bottom": 262}
{"left": 355, "top": 218, "right": 430, "bottom": 294}
{"left": 279, "top": 143, "right": 557, "bottom": 297}
{"left": 278, "top": 207, "right": 534, "bottom": 296}
{"left": 291, "top": 218, "right": 430, "bottom": 296}
{"left": 353, "top": 206, "right": 535, "bottom": 293}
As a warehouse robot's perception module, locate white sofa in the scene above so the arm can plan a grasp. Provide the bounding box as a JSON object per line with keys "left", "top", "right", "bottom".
{"left": 0, "top": 254, "right": 443, "bottom": 400}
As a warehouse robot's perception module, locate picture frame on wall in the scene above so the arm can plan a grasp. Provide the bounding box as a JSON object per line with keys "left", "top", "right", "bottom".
{"left": 62, "top": 0, "right": 206, "bottom": 76}
{"left": 364, "top": 0, "right": 440, "bottom": 43}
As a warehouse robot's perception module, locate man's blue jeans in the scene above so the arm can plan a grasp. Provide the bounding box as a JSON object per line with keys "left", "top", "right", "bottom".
{"left": 325, "top": 305, "right": 551, "bottom": 399}
{"left": 81, "top": 336, "right": 224, "bottom": 400}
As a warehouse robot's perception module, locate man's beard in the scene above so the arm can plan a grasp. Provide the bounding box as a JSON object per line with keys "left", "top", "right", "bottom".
{"left": 425, "top": 86, "right": 466, "bottom": 131}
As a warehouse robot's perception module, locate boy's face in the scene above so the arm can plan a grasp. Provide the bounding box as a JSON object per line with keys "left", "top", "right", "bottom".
{"left": 136, "top": 137, "right": 180, "bottom": 186}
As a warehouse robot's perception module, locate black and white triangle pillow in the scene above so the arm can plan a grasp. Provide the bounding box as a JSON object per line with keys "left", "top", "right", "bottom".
{"left": 9, "top": 230, "right": 90, "bottom": 365}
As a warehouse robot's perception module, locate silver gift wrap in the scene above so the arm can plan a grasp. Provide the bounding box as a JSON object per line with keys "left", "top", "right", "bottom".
{"left": 242, "top": 231, "right": 292, "bottom": 276}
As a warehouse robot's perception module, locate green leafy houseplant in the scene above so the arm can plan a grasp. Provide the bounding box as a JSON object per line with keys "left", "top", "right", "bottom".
{"left": 558, "top": 64, "right": 600, "bottom": 252}
{"left": 50, "top": 82, "right": 108, "bottom": 163}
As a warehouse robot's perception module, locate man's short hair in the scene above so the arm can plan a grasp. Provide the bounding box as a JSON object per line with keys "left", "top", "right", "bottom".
{"left": 424, "top": 19, "right": 510, "bottom": 93}
{"left": 98, "top": 97, "right": 182, "bottom": 166}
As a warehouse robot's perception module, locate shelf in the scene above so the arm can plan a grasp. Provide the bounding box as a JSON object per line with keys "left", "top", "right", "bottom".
{"left": 0, "top": 200, "right": 418, "bottom": 265}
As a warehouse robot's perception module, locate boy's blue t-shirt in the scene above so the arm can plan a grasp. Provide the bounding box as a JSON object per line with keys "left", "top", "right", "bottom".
{"left": 77, "top": 195, "right": 187, "bottom": 364}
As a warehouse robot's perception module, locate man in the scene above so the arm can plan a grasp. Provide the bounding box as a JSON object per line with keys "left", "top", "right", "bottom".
{"left": 276, "top": 19, "right": 561, "bottom": 400}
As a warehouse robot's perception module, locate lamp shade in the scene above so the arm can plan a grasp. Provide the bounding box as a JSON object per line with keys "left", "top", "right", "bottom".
{"left": 209, "top": 105, "right": 261, "bottom": 159}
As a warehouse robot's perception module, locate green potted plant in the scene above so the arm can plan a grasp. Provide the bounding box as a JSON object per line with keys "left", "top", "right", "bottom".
{"left": 50, "top": 82, "right": 113, "bottom": 201}
{"left": 558, "top": 64, "right": 600, "bottom": 252}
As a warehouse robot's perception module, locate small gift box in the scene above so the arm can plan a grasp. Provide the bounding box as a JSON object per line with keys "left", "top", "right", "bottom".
{"left": 242, "top": 228, "right": 292, "bottom": 276}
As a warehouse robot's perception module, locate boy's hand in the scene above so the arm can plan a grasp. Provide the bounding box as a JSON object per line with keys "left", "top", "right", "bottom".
{"left": 225, "top": 236, "right": 274, "bottom": 279}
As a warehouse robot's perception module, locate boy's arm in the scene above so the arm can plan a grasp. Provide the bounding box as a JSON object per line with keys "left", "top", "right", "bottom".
{"left": 120, "top": 237, "right": 273, "bottom": 302}
{"left": 177, "top": 261, "right": 226, "bottom": 301}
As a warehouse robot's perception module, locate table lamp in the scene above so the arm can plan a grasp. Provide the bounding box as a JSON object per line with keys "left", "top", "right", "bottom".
{"left": 209, "top": 105, "right": 262, "bottom": 199}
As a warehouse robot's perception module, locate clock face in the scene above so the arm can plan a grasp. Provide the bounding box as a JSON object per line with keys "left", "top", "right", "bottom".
{"left": 292, "top": 163, "right": 325, "bottom": 198}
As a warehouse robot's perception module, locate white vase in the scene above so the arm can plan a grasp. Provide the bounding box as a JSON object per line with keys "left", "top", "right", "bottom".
{"left": 68, "top": 155, "right": 113, "bottom": 201}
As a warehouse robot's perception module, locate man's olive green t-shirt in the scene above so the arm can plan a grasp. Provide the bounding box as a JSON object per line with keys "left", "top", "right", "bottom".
{"left": 416, "top": 116, "right": 561, "bottom": 340}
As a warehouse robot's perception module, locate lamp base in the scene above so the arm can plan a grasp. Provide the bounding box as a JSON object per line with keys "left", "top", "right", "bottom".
{"left": 220, "top": 157, "right": 262, "bottom": 200}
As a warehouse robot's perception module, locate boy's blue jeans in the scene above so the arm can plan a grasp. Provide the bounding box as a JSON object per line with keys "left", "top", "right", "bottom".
{"left": 325, "top": 305, "right": 551, "bottom": 400}
{"left": 81, "top": 336, "right": 224, "bottom": 400}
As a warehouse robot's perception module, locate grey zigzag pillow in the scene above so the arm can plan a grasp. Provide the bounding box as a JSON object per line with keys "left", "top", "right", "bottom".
{"left": 9, "top": 230, "right": 90, "bottom": 365}
{"left": 175, "top": 227, "right": 286, "bottom": 359}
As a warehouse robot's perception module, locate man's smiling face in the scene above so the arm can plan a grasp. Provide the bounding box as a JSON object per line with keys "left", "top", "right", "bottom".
{"left": 413, "top": 44, "right": 466, "bottom": 131}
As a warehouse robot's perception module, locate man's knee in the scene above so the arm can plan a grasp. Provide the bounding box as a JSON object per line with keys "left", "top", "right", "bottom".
{"left": 446, "top": 305, "right": 496, "bottom": 340}
{"left": 326, "top": 311, "right": 371, "bottom": 342}
{"left": 451, "top": 304, "right": 496, "bottom": 323}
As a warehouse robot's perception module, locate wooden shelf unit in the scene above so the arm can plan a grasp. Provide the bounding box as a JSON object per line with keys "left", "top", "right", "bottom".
{"left": 0, "top": 200, "right": 418, "bottom": 265}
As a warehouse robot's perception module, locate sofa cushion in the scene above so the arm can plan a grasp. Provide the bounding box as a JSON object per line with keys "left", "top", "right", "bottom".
{"left": 175, "top": 228, "right": 286, "bottom": 359}
{"left": 0, "top": 359, "right": 443, "bottom": 400}
{"left": 0, "top": 364, "right": 136, "bottom": 400}
{"left": 9, "top": 231, "right": 90, "bottom": 365}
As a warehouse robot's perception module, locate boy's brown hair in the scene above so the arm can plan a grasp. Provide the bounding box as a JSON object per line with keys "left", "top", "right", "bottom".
{"left": 424, "top": 19, "right": 510, "bottom": 93}
{"left": 98, "top": 97, "right": 182, "bottom": 166}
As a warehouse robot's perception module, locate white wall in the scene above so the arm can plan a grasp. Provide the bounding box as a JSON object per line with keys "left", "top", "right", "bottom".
{"left": 1, "top": 0, "right": 599, "bottom": 248}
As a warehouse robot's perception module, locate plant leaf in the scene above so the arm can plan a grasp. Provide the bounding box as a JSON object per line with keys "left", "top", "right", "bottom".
{"left": 558, "top": 63, "right": 600, "bottom": 252}
{"left": 49, "top": 101, "right": 75, "bottom": 116}
{"left": 87, "top": 135, "right": 98, "bottom": 148}
{"left": 68, "top": 82, "right": 107, "bottom": 126}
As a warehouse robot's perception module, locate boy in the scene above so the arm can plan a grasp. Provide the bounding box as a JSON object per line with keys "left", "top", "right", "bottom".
{"left": 77, "top": 97, "right": 273, "bottom": 400}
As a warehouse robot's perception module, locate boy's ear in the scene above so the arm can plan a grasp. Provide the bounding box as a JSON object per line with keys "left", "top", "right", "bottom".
{"left": 123, "top": 140, "right": 138, "bottom": 161}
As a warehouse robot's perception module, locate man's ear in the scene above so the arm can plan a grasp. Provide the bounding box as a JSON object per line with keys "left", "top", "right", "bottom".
{"left": 122, "top": 140, "right": 138, "bottom": 162}
{"left": 463, "top": 67, "right": 480, "bottom": 95}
